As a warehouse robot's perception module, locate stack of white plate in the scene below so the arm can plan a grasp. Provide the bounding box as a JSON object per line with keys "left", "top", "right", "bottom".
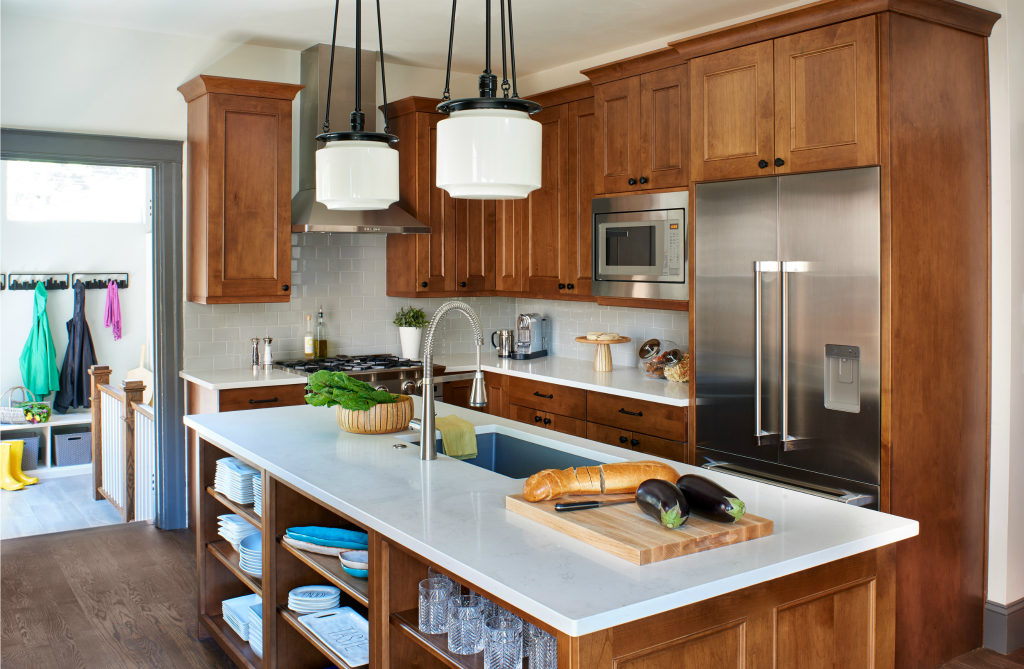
{"left": 238, "top": 532, "right": 262, "bottom": 577}
{"left": 214, "top": 457, "right": 259, "bottom": 505}
{"left": 222, "top": 593, "right": 260, "bottom": 641}
{"left": 218, "top": 514, "right": 259, "bottom": 550}
{"left": 246, "top": 601, "right": 263, "bottom": 659}
{"left": 288, "top": 585, "right": 341, "bottom": 614}
{"left": 252, "top": 476, "right": 263, "bottom": 517}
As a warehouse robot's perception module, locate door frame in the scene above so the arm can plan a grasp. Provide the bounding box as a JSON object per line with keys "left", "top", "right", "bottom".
{"left": 1, "top": 128, "right": 187, "bottom": 529}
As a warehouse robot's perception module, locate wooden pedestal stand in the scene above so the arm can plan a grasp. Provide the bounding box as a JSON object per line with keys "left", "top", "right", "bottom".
{"left": 575, "top": 336, "right": 632, "bottom": 372}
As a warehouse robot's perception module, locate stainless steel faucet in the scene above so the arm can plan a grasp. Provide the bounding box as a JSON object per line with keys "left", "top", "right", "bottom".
{"left": 419, "top": 301, "right": 487, "bottom": 460}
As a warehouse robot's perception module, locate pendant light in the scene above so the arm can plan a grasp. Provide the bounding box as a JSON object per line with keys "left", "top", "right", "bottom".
{"left": 315, "top": 0, "right": 399, "bottom": 210}
{"left": 435, "top": 0, "right": 542, "bottom": 200}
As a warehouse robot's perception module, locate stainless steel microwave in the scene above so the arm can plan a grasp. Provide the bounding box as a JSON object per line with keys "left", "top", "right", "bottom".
{"left": 592, "top": 191, "right": 688, "bottom": 300}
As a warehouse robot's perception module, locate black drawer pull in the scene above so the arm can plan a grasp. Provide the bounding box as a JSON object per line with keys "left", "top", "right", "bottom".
{"left": 249, "top": 397, "right": 279, "bottom": 405}
{"left": 638, "top": 176, "right": 649, "bottom": 185}
{"left": 534, "top": 415, "right": 542, "bottom": 423}
{"left": 774, "top": 157, "right": 785, "bottom": 167}
{"left": 558, "top": 283, "right": 566, "bottom": 290}
{"left": 533, "top": 391, "right": 554, "bottom": 399}
{"left": 628, "top": 177, "right": 637, "bottom": 186}
{"left": 758, "top": 159, "right": 769, "bottom": 169}
{"left": 282, "top": 284, "right": 289, "bottom": 291}
{"left": 420, "top": 281, "right": 428, "bottom": 288}
{"left": 618, "top": 408, "right": 643, "bottom": 417}
{"left": 566, "top": 283, "right": 575, "bottom": 290}
{"left": 630, "top": 438, "right": 640, "bottom": 447}
{"left": 459, "top": 281, "right": 467, "bottom": 288}
{"left": 618, "top": 436, "right": 628, "bottom": 444}
{"left": 543, "top": 418, "right": 552, "bottom": 425}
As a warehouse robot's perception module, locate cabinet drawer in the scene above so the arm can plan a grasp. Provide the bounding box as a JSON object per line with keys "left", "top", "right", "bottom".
{"left": 628, "top": 432, "right": 686, "bottom": 461}
{"left": 218, "top": 384, "right": 308, "bottom": 412}
{"left": 510, "top": 405, "right": 588, "bottom": 438}
{"left": 587, "top": 422, "right": 631, "bottom": 448}
{"left": 587, "top": 392, "right": 686, "bottom": 441}
{"left": 508, "top": 377, "right": 586, "bottom": 419}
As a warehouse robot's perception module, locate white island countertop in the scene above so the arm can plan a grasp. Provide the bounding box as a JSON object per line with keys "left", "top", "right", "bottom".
{"left": 185, "top": 401, "right": 917, "bottom": 636}
{"left": 436, "top": 352, "right": 689, "bottom": 406}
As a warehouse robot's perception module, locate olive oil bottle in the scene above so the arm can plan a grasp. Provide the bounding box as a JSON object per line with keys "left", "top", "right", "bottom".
{"left": 313, "top": 307, "right": 328, "bottom": 358}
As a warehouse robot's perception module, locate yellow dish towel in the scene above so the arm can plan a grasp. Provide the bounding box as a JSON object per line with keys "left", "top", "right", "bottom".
{"left": 434, "top": 415, "right": 477, "bottom": 460}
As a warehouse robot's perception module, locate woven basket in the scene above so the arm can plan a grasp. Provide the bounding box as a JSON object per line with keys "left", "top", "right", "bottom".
{"left": 336, "top": 395, "right": 414, "bottom": 435}
{"left": 1, "top": 387, "right": 49, "bottom": 425}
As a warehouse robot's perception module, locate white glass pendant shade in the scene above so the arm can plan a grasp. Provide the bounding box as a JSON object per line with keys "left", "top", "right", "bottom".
{"left": 436, "top": 108, "right": 541, "bottom": 200}
{"left": 316, "top": 139, "right": 399, "bottom": 210}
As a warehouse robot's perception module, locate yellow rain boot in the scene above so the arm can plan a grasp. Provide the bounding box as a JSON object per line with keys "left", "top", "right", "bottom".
{"left": 7, "top": 440, "right": 38, "bottom": 486}
{"left": 0, "top": 441, "right": 26, "bottom": 491}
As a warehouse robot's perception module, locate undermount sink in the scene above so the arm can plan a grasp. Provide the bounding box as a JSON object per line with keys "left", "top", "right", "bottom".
{"left": 403, "top": 426, "right": 608, "bottom": 478}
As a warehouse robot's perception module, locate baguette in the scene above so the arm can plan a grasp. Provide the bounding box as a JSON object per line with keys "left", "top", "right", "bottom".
{"left": 522, "top": 460, "right": 679, "bottom": 502}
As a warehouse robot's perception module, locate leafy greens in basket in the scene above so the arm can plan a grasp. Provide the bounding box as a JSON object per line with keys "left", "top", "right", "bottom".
{"left": 305, "top": 370, "right": 399, "bottom": 411}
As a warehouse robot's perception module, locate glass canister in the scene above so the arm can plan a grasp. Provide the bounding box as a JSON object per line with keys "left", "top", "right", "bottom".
{"left": 637, "top": 338, "right": 684, "bottom": 379}
{"left": 664, "top": 352, "right": 690, "bottom": 383}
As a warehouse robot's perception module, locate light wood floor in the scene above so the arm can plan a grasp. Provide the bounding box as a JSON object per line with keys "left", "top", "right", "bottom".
{"left": 1, "top": 522, "right": 1021, "bottom": 668}
{"left": 0, "top": 472, "right": 122, "bottom": 539}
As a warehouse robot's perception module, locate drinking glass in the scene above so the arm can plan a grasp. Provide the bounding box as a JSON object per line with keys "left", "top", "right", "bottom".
{"left": 484, "top": 614, "right": 523, "bottom": 669}
{"left": 447, "top": 594, "right": 486, "bottom": 654}
{"left": 428, "top": 567, "right": 459, "bottom": 598}
{"left": 418, "top": 578, "right": 450, "bottom": 635}
{"left": 527, "top": 624, "right": 558, "bottom": 669}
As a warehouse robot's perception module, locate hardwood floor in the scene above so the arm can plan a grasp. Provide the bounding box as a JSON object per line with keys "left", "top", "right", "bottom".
{"left": 1, "top": 522, "right": 1020, "bottom": 668}
{"left": 0, "top": 472, "right": 123, "bottom": 539}
{"left": 1, "top": 523, "right": 232, "bottom": 668}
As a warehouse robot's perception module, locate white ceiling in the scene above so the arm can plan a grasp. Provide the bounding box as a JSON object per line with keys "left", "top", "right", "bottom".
{"left": 1, "top": 0, "right": 806, "bottom": 73}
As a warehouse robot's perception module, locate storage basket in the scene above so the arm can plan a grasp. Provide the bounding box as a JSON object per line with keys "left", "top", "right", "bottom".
{"left": 1, "top": 387, "right": 50, "bottom": 425}
{"left": 3, "top": 432, "right": 41, "bottom": 470}
{"left": 54, "top": 429, "right": 92, "bottom": 466}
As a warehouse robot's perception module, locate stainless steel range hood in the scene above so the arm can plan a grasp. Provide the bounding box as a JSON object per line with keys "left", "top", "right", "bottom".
{"left": 292, "top": 44, "right": 429, "bottom": 234}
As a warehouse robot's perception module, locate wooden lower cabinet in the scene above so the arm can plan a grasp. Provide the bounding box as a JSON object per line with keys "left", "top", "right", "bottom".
{"left": 587, "top": 421, "right": 687, "bottom": 461}
{"left": 510, "top": 404, "right": 588, "bottom": 438}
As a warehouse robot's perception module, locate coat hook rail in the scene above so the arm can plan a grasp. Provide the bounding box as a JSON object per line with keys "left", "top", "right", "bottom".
{"left": 72, "top": 272, "right": 129, "bottom": 289}
{"left": 6, "top": 273, "right": 70, "bottom": 291}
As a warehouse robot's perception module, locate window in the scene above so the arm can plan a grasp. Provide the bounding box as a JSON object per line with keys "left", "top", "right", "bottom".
{"left": 2, "top": 160, "right": 152, "bottom": 226}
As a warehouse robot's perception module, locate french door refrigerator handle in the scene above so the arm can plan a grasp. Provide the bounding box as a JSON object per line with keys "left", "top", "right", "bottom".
{"left": 754, "top": 261, "right": 779, "bottom": 443}
{"left": 781, "top": 261, "right": 810, "bottom": 450}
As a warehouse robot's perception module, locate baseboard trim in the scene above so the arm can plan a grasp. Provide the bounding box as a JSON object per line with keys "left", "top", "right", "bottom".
{"left": 984, "top": 597, "right": 1024, "bottom": 654}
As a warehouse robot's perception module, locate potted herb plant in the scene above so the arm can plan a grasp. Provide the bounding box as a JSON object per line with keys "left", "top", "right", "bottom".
{"left": 305, "top": 370, "right": 413, "bottom": 434}
{"left": 393, "top": 306, "right": 428, "bottom": 360}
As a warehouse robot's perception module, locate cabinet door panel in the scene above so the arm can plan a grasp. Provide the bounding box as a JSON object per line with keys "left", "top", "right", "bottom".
{"left": 774, "top": 16, "right": 878, "bottom": 173}
{"left": 208, "top": 95, "right": 291, "bottom": 299}
{"left": 521, "top": 105, "right": 568, "bottom": 296}
{"left": 564, "top": 98, "right": 596, "bottom": 295}
{"left": 494, "top": 199, "right": 522, "bottom": 292}
{"left": 417, "top": 114, "right": 456, "bottom": 293}
{"left": 484, "top": 372, "right": 509, "bottom": 419}
{"left": 775, "top": 579, "right": 875, "bottom": 669}
{"left": 548, "top": 413, "right": 588, "bottom": 438}
{"left": 587, "top": 422, "right": 631, "bottom": 448}
{"left": 508, "top": 376, "right": 587, "bottom": 419}
{"left": 690, "top": 41, "right": 774, "bottom": 182}
{"left": 628, "top": 432, "right": 687, "bottom": 461}
{"left": 639, "top": 65, "right": 688, "bottom": 190}
{"left": 596, "top": 77, "right": 641, "bottom": 193}
{"left": 586, "top": 391, "right": 686, "bottom": 441}
{"left": 455, "top": 200, "right": 495, "bottom": 292}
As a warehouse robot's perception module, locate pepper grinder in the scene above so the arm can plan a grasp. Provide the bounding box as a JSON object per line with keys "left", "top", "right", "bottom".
{"left": 261, "top": 337, "right": 274, "bottom": 369}
{"left": 251, "top": 338, "right": 261, "bottom": 369}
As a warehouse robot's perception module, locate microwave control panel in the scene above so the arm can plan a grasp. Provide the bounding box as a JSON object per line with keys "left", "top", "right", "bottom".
{"left": 665, "top": 219, "right": 683, "bottom": 275}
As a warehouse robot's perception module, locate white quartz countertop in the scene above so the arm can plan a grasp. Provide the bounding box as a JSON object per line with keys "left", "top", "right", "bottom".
{"left": 179, "top": 367, "right": 308, "bottom": 391}
{"left": 184, "top": 402, "right": 917, "bottom": 636}
{"left": 436, "top": 353, "right": 689, "bottom": 406}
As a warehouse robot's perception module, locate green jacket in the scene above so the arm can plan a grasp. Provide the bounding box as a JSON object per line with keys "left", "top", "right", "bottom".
{"left": 19, "top": 282, "right": 60, "bottom": 398}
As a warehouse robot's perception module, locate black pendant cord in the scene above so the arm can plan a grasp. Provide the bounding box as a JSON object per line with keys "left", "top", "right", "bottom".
{"left": 507, "top": 0, "right": 519, "bottom": 98}
{"left": 484, "top": 0, "right": 491, "bottom": 75}
{"left": 350, "top": 0, "right": 365, "bottom": 132}
{"left": 499, "top": 0, "right": 510, "bottom": 98}
{"left": 322, "top": 0, "right": 341, "bottom": 134}
{"left": 376, "top": 0, "right": 391, "bottom": 134}
{"left": 442, "top": 0, "right": 457, "bottom": 101}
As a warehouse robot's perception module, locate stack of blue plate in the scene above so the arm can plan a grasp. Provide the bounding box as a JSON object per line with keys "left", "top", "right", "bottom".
{"left": 238, "top": 532, "right": 262, "bottom": 577}
{"left": 288, "top": 585, "right": 341, "bottom": 614}
{"left": 246, "top": 601, "right": 263, "bottom": 658}
{"left": 222, "top": 593, "right": 260, "bottom": 641}
{"left": 214, "top": 457, "right": 258, "bottom": 505}
{"left": 253, "top": 476, "right": 263, "bottom": 517}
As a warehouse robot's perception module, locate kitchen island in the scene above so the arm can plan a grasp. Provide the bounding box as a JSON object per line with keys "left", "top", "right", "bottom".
{"left": 186, "top": 401, "right": 917, "bottom": 668}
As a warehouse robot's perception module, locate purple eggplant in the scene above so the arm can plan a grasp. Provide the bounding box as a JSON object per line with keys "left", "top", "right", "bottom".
{"left": 635, "top": 479, "right": 689, "bottom": 529}
{"left": 676, "top": 475, "right": 746, "bottom": 523}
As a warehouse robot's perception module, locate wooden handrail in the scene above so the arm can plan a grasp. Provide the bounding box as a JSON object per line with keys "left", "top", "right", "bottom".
{"left": 99, "top": 383, "right": 125, "bottom": 400}
{"left": 133, "top": 402, "right": 154, "bottom": 421}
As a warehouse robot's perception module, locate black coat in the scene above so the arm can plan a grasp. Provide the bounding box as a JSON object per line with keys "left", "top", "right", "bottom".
{"left": 54, "top": 282, "right": 98, "bottom": 413}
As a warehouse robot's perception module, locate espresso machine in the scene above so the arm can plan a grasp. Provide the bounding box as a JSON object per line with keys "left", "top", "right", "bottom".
{"left": 512, "top": 313, "right": 549, "bottom": 360}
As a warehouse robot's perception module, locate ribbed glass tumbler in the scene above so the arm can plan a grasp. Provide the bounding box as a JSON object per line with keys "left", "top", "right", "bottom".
{"left": 447, "top": 594, "right": 486, "bottom": 654}
{"left": 527, "top": 624, "right": 558, "bottom": 669}
{"left": 418, "top": 578, "right": 450, "bottom": 635}
{"left": 483, "top": 614, "right": 523, "bottom": 669}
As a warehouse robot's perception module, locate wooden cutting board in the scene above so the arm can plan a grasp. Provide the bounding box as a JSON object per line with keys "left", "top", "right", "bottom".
{"left": 505, "top": 494, "right": 773, "bottom": 565}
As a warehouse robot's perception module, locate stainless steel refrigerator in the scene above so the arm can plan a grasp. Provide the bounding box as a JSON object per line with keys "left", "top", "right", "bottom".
{"left": 695, "top": 167, "right": 880, "bottom": 507}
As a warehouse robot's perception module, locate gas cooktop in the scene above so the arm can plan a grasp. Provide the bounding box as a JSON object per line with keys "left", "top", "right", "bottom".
{"left": 276, "top": 354, "right": 424, "bottom": 375}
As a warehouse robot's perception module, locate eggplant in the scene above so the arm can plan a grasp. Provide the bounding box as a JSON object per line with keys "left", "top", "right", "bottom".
{"left": 676, "top": 474, "right": 746, "bottom": 523}
{"left": 635, "top": 479, "right": 690, "bottom": 529}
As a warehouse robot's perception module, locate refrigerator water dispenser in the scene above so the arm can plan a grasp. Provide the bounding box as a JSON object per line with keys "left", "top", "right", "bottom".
{"left": 824, "top": 344, "right": 861, "bottom": 413}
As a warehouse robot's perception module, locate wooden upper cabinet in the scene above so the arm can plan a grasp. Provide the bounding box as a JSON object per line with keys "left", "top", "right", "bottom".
{"left": 521, "top": 105, "right": 569, "bottom": 297}
{"left": 564, "top": 98, "right": 597, "bottom": 296}
{"left": 773, "top": 16, "right": 878, "bottom": 173}
{"left": 690, "top": 16, "right": 878, "bottom": 181}
{"left": 595, "top": 65, "right": 688, "bottom": 194}
{"left": 454, "top": 199, "right": 495, "bottom": 292}
{"left": 690, "top": 42, "right": 775, "bottom": 182}
{"left": 494, "top": 199, "right": 522, "bottom": 293}
{"left": 179, "top": 75, "right": 301, "bottom": 304}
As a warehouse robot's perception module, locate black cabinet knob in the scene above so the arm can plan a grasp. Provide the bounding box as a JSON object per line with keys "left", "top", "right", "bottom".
{"left": 282, "top": 284, "right": 289, "bottom": 291}
{"left": 774, "top": 157, "right": 785, "bottom": 167}
{"left": 618, "top": 436, "right": 628, "bottom": 444}
{"left": 534, "top": 415, "right": 542, "bottom": 423}
{"left": 558, "top": 283, "right": 566, "bottom": 290}
{"left": 459, "top": 281, "right": 467, "bottom": 288}
{"left": 543, "top": 418, "right": 552, "bottom": 425}
{"left": 420, "top": 281, "right": 428, "bottom": 288}
{"left": 630, "top": 438, "right": 640, "bottom": 447}
{"left": 627, "top": 177, "right": 637, "bottom": 185}
{"left": 758, "top": 159, "right": 769, "bottom": 169}
{"left": 639, "top": 176, "right": 649, "bottom": 185}
{"left": 566, "top": 283, "right": 575, "bottom": 290}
